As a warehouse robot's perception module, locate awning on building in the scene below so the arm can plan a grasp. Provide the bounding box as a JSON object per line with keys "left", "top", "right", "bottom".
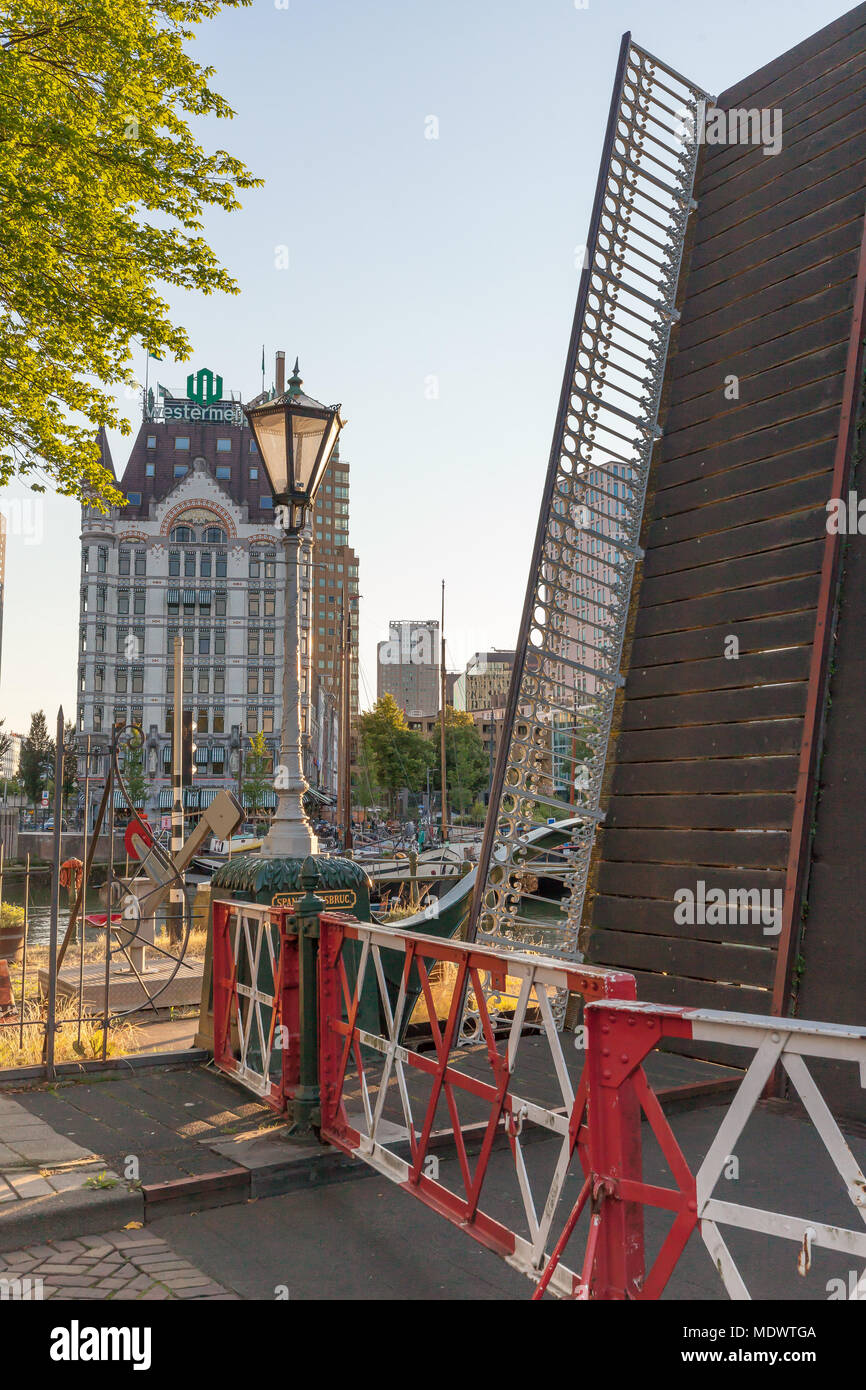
{"left": 194, "top": 747, "right": 209, "bottom": 765}
{"left": 184, "top": 788, "right": 200, "bottom": 809}
{"left": 199, "top": 590, "right": 212, "bottom": 604}
{"left": 199, "top": 788, "right": 220, "bottom": 808}
{"left": 114, "top": 790, "right": 144, "bottom": 809}
{"left": 167, "top": 589, "right": 180, "bottom": 604}
{"left": 305, "top": 787, "right": 336, "bottom": 806}
{"left": 242, "top": 790, "right": 276, "bottom": 809}
{"left": 183, "top": 589, "right": 196, "bottom": 604}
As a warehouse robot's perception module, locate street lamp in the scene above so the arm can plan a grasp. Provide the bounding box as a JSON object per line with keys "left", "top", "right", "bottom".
{"left": 244, "top": 360, "right": 345, "bottom": 859}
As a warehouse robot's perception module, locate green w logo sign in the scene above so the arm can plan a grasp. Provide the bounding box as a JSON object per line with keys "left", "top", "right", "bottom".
{"left": 186, "top": 368, "right": 223, "bottom": 406}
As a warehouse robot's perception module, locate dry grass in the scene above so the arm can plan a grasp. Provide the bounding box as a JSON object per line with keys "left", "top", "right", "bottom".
{"left": 409, "top": 960, "right": 522, "bottom": 1025}
{"left": 0, "top": 996, "right": 142, "bottom": 1068}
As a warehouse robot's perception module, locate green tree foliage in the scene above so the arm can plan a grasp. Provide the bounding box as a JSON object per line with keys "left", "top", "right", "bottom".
{"left": 0, "top": 719, "right": 10, "bottom": 768}
{"left": 0, "top": 0, "right": 259, "bottom": 508}
{"left": 357, "top": 695, "right": 432, "bottom": 811}
{"left": 19, "top": 708, "right": 53, "bottom": 811}
{"left": 430, "top": 708, "right": 488, "bottom": 813}
{"left": 243, "top": 730, "right": 271, "bottom": 818}
{"left": 120, "top": 735, "right": 147, "bottom": 809}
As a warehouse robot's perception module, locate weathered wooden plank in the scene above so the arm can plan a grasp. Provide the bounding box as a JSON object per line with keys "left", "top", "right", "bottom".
{"left": 631, "top": 575, "right": 821, "bottom": 638}
{"left": 667, "top": 307, "right": 852, "bottom": 414}
{"left": 642, "top": 510, "right": 826, "bottom": 580}
{"left": 661, "top": 355, "right": 845, "bottom": 462}
{"left": 613, "top": 720, "right": 803, "bottom": 765}
{"left": 627, "top": 648, "right": 811, "bottom": 701}
{"left": 692, "top": 108, "right": 866, "bottom": 258}
{"left": 648, "top": 469, "right": 831, "bottom": 544}
{"left": 678, "top": 221, "right": 859, "bottom": 351}
{"left": 604, "top": 793, "right": 795, "bottom": 831}
{"left": 596, "top": 828, "right": 790, "bottom": 869}
{"left": 630, "top": 611, "right": 816, "bottom": 669}
{"left": 595, "top": 860, "right": 785, "bottom": 902}
{"left": 682, "top": 192, "right": 862, "bottom": 310}
{"left": 620, "top": 681, "right": 809, "bottom": 732}
{"left": 594, "top": 889, "right": 778, "bottom": 945}
{"left": 588, "top": 929, "right": 776, "bottom": 989}
{"left": 638, "top": 539, "right": 823, "bottom": 609}
{"left": 611, "top": 756, "right": 799, "bottom": 797}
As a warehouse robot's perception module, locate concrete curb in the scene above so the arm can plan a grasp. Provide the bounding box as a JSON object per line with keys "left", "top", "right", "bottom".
{"left": 0, "top": 1184, "right": 144, "bottom": 1253}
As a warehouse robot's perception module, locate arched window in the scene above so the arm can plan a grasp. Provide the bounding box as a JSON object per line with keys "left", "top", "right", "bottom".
{"left": 203, "top": 526, "right": 226, "bottom": 544}
{"left": 170, "top": 525, "right": 195, "bottom": 543}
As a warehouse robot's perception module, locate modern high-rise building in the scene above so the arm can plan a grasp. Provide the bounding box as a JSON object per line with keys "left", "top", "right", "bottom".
{"left": 376, "top": 619, "right": 439, "bottom": 718}
{"left": 75, "top": 357, "right": 359, "bottom": 825}
{"left": 452, "top": 651, "right": 515, "bottom": 713}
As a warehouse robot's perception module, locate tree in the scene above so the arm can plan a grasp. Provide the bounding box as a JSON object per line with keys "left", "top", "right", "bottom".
{"left": 243, "top": 730, "right": 272, "bottom": 820}
{"left": 19, "top": 709, "right": 54, "bottom": 813}
{"left": 429, "top": 709, "right": 488, "bottom": 814}
{"left": 0, "top": 1, "right": 259, "bottom": 509}
{"left": 357, "top": 696, "right": 432, "bottom": 813}
{"left": 120, "top": 736, "right": 146, "bottom": 810}
{"left": 0, "top": 720, "right": 9, "bottom": 769}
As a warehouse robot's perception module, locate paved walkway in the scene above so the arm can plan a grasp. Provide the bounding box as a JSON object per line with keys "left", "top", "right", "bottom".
{"left": 0, "top": 1227, "right": 236, "bottom": 1300}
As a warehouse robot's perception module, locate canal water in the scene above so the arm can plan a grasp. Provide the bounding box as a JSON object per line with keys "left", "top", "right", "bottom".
{"left": 1, "top": 867, "right": 106, "bottom": 947}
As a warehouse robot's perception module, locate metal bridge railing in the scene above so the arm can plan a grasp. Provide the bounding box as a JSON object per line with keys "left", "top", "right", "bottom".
{"left": 471, "top": 34, "right": 712, "bottom": 998}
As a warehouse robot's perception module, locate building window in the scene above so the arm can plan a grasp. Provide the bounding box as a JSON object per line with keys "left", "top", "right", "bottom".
{"left": 246, "top": 709, "right": 257, "bottom": 734}
{"left": 127, "top": 491, "right": 142, "bottom": 506}
{"left": 216, "top": 439, "right": 231, "bottom": 453}
{"left": 216, "top": 466, "right": 231, "bottom": 480}
{"left": 249, "top": 467, "right": 258, "bottom": 480}
{"left": 197, "top": 709, "right": 209, "bottom": 734}
{"left": 212, "top": 712, "right": 225, "bottom": 735}
{"left": 197, "top": 670, "right": 209, "bottom": 694}
{"left": 96, "top": 625, "right": 105, "bottom": 652}
{"left": 204, "top": 528, "right": 226, "bottom": 544}
{"left": 199, "top": 632, "right": 210, "bottom": 656}
{"left": 175, "top": 436, "right": 190, "bottom": 451}
{"left": 215, "top": 552, "right": 227, "bottom": 578}
{"left": 213, "top": 671, "right": 225, "bottom": 695}
{"left": 94, "top": 667, "right": 104, "bottom": 692}
{"left": 147, "top": 434, "right": 157, "bottom": 448}
{"left": 134, "top": 550, "right": 146, "bottom": 576}
{"left": 247, "top": 670, "right": 258, "bottom": 696}
{"left": 116, "top": 669, "right": 128, "bottom": 694}
{"left": 98, "top": 546, "right": 108, "bottom": 574}
{"left": 174, "top": 464, "right": 188, "bottom": 477}
{"left": 94, "top": 707, "right": 103, "bottom": 733}
{"left": 263, "top": 631, "right": 275, "bottom": 657}
{"left": 264, "top": 592, "right": 275, "bottom": 618}
{"left": 260, "top": 496, "right": 273, "bottom": 509}
{"left": 214, "top": 631, "right": 226, "bottom": 656}
{"left": 249, "top": 440, "right": 258, "bottom": 454}
{"left": 249, "top": 557, "right": 260, "bottom": 578}
{"left": 215, "top": 592, "right": 226, "bottom": 617}
{"left": 184, "top": 552, "right": 196, "bottom": 577}
{"left": 249, "top": 593, "right": 260, "bottom": 618}
{"left": 183, "top": 671, "right": 193, "bottom": 695}
{"left": 200, "top": 552, "right": 211, "bottom": 578}
{"left": 145, "top": 463, "right": 155, "bottom": 478}
{"left": 262, "top": 710, "right": 274, "bottom": 735}
{"left": 248, "top": 630, "right": 260, "bottom": 657}
{"left": 133, "top": 590, "right": 145, "bottom": 615}
{"left": 262, "top": 671, "right": 274, "bottom": 696}
{"left": 168, "top": 550, "right": 180, "bottom": 577}
{"left": 264, "top": 558, "right": 276, "bottom": 579}
{"left": 131, "top": 668, "right": 143, "bottom": 695}
{"left": 171, "top": 527, "right": 194, "bottom": 543}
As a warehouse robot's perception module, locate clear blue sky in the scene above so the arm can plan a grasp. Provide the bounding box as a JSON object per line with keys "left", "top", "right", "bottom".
{"left": 0, "top": 0, "right": 854, "bottom": 732}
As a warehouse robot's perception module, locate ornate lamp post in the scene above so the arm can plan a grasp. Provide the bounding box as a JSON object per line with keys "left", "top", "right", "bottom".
{"left": 244, "top": 361, "right": 344, "bottom": 859}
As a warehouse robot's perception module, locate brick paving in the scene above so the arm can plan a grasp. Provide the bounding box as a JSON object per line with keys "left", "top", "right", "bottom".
{"left": 0, "top": 1227, "right": 238, "bottom": 1300}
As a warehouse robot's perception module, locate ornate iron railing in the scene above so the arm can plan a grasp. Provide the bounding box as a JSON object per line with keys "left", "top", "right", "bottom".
{"left": 470, "top": 35, "right": 712, "bottom": 989}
